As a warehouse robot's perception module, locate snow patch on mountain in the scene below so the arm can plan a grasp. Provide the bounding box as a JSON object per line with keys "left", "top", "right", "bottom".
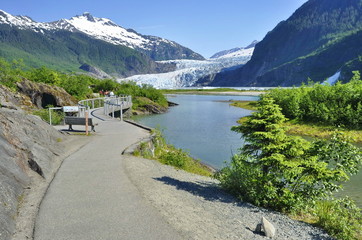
{"left": 215, "top": 47, "right": 254, "bottom": 59}
{"left": 0, "top": 10, "right": 54, "bottom": 31}
{"left": 210, "top": 40, "right": 258, "bottom": 59}
{"left": 65, "top": 13, "right": 151, "bottom": 49}
{"left": 323, "top": 71, "right": 341, "bottom": 85}
{"left": 0, "top": 10, "right": 196, "bottom": 55}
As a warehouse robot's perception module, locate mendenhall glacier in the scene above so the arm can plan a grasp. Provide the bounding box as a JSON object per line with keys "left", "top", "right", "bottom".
{"left": 121, "top": 42, "right": 257, "bottom": 89}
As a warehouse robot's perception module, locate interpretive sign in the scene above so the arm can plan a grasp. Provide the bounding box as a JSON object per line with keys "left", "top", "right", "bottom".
{"left": 63, "top": 106, "right": 79, "bottom": 112}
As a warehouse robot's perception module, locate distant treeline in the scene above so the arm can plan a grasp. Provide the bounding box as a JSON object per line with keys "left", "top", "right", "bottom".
{"left": 268, "top": 71, "right": 362, "bottom": 129}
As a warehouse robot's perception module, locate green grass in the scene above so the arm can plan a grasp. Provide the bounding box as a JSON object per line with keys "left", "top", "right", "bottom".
{"left": 229, "top": 101, "right": 257, "bottom": 111}
{"left": 134, "top": 129, "right": 213, "bottom": 177}
{"left": 291, "top": 198, "right": 362, "bottom": 240}
{"left": 285, "top": 121, "right": 362, "bottom": 144}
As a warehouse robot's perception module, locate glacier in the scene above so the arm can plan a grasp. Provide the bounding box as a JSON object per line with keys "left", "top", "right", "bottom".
{"left": 120, "top": 50, "right": 254, "bottom": 89}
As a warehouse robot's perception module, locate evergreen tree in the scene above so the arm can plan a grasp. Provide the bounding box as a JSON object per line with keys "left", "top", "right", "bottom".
{"left": 217, "top": 95, "right": 361, "bottom": 211}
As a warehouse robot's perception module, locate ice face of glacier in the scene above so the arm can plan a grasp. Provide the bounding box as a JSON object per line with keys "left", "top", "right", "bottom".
{"left": 121, "top": 48, "right": 255, "bottom": 89}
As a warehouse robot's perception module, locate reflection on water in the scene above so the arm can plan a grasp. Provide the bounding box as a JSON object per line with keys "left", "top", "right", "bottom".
{"left": 133, "top": 94, "right": 361, "bottom": 207}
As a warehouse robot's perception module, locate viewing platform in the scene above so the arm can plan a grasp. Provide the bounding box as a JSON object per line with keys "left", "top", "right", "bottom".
{"left": 78, "top": 95, "right": 132, "bottom": 121}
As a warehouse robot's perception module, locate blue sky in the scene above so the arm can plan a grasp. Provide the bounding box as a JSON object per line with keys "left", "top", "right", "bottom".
{"left": 2, "top": 0, "right": 308, "bottom": 58}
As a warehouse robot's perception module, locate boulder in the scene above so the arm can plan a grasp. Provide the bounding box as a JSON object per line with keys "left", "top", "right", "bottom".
{"left": 262, "top": 217, "right": 276, "bottom": 238}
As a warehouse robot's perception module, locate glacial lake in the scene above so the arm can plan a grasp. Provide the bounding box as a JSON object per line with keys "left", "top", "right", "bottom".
{"left": 133, "top": 94, "right": 362, "bottom": 207}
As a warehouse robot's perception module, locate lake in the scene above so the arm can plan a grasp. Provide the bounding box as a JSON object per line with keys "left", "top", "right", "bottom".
{"left": 133, "top": 94, "right": 361, "bottom": 207}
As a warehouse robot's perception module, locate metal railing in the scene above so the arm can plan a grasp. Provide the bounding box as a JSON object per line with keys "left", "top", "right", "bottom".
{"left": 78, "top": 95, "right": 132, "bottom": 121}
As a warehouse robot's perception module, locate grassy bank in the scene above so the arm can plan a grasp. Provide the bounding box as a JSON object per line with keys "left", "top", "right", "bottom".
{"left": 134, "top": 129, "right": 213, "bottom": 177}
{"left": 229, "top": 100, "right": 257, "bottom": 111}
{"left": 286, "top": 121, "right": 362, "bottom": 144}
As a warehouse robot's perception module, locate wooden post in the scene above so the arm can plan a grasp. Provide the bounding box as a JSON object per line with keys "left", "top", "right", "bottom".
{"left": 85, "top": 111, "right": 89, "bottom": 136}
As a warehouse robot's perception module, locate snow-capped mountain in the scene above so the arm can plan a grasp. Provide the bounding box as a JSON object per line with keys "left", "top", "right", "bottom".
{"left": 210, "top": 40, "right": 258, "bottom": 59}
{"left": 0, "top": 10, "right": 203, "bottom": 61}
{"left": 123, "top": 42, "right": 257, "bottom": 88}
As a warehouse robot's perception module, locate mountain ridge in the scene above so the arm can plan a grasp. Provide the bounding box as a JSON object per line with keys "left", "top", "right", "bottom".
{"left": 199, "top": 0, "right": 362, "bottom": 86}
{"left": 0, "top": 10, "right": 206, "bottom": 78}
{"left": 0, "top": 10, "right": 204, "bottom": 61}
{"left": 210, "top": 40, "right": 258, "bottom": 59}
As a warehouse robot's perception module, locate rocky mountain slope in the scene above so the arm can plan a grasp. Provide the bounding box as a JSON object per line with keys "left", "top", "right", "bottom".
{"left": 0, "top": 10, "right": 203, "bottom": 77}
{"left": 199, "top": 0, "right": 362, "bottom": 86}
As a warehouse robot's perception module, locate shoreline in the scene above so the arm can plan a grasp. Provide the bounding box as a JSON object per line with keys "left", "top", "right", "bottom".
{"left": 123, "top": 119, "right": 218, "bottom": 174}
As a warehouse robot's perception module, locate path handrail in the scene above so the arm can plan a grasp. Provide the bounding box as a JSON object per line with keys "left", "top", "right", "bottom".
{"left": 78, "top": 95, "right": 132, "bottom": 120}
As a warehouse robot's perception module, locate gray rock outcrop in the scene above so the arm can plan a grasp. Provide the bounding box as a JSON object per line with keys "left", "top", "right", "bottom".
{"left": 0, "top": 107, "right": 65, "bottom": 240}
{"left": 16, "top": 79, "right": 76, "bottom": 108}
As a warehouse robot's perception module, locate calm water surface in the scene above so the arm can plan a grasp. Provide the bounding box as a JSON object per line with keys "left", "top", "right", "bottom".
{"left": 133, "top": 94, "right": 256, "bottom": 168}
{"left": 133, "top": 94, "right": 362, "bottom": 207}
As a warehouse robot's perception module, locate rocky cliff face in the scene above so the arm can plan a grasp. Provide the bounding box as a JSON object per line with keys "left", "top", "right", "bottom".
{"left": 0, "top": 106, "right": 65, "bottom": 240}
{"left": 0, "top": 83, "right": 79, "bottom": 239}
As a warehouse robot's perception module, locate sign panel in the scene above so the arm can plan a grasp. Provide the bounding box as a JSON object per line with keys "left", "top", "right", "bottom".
{"left": 63, "top": 106, "right": 79, "bottom": 112}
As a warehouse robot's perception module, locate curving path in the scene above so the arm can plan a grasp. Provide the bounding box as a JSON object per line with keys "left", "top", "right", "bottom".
{"left": 34, "top": 110, "right": 184, "bottom": 240}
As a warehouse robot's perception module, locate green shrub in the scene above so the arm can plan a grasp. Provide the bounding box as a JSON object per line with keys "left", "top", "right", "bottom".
{"left": 217, "top": 96, "right": 361, "bottom": 211}
{"left": 216, "top": 95, "right": 362, "bottom": 238}
{"left": 116, "top": 82, "right": 168, "bottom": 108}
{"left": 33, "top": 106, "right": 64, "bottom": 125}
{"left": 0, "top": 58, "right": 24, "bottom": 90}
{"left": 160, "top": 148, "right": 189, "bottom": 169}
{"left": 315, "top": 197, "right": 362, "bottom": 240}
{"left": 268, "top": 71, "right": 362, "bottom": 129}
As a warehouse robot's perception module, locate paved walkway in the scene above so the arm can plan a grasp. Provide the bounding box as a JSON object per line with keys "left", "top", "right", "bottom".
{"left": 34, "top": 112, "right": 184, "bottom": 239}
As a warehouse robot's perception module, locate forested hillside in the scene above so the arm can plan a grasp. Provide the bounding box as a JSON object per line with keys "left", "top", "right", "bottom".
{"left": 0, "top": 24, "right": 174, "bottom": 77}
{"left": 199, "top": 0, "right": 362, "bottom": 87}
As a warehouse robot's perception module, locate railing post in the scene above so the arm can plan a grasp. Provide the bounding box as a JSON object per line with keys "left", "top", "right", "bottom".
{"left": 120, "top": 104, "right": 123, "bottom": 121}
{"left": 49, "top": 108, "right": 52, "bottom": 125}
